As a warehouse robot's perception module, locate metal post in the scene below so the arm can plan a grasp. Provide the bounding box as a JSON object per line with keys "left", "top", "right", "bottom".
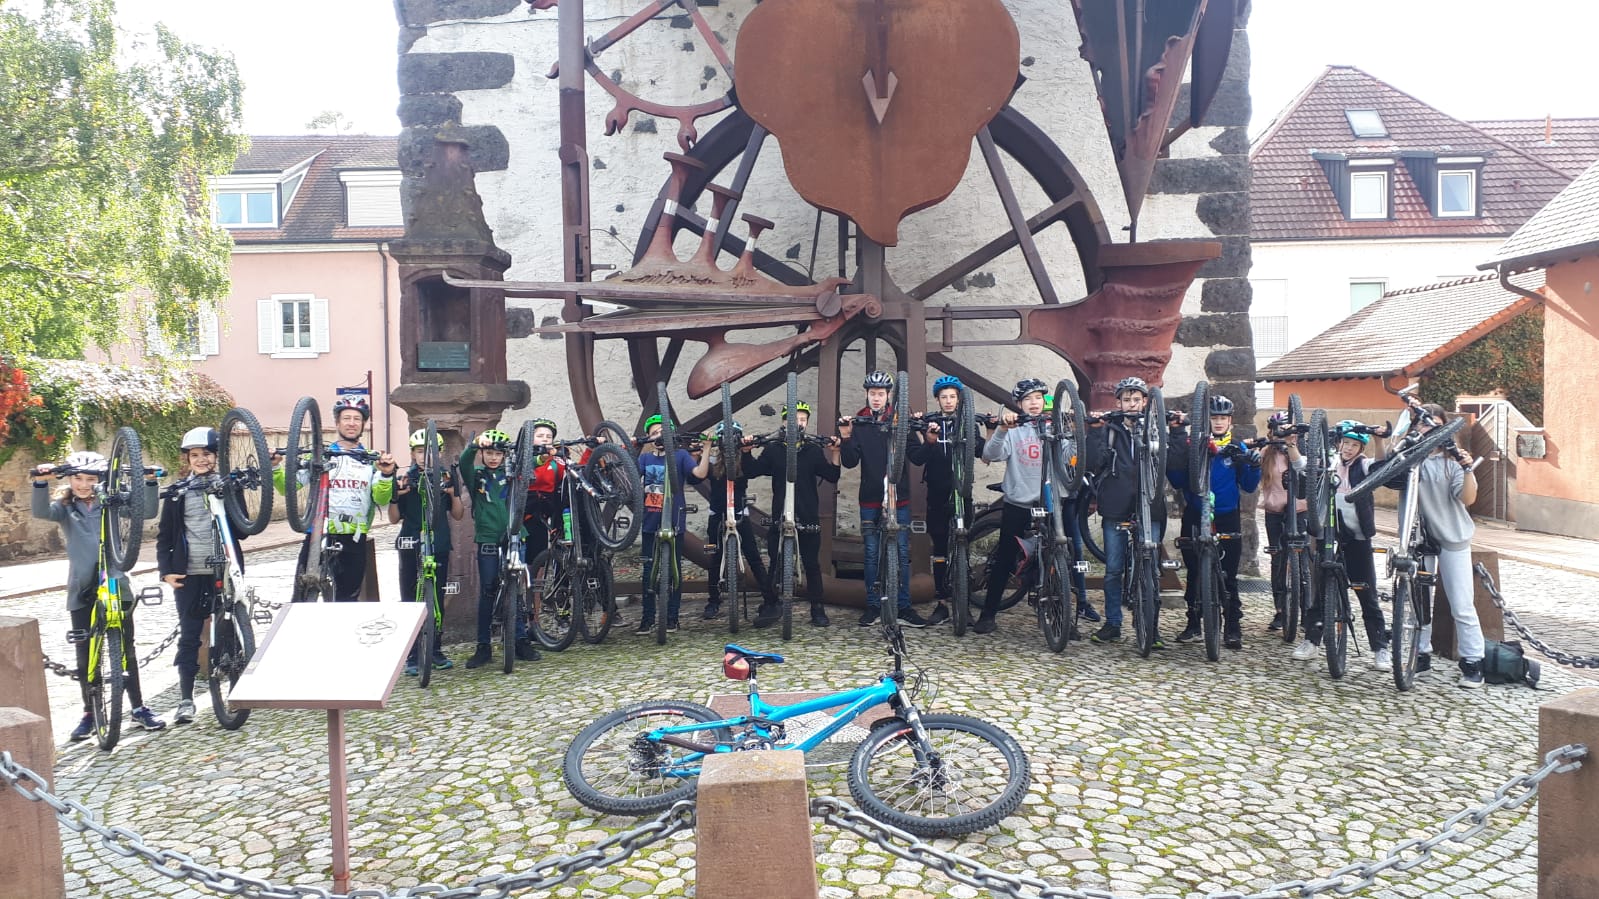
{"left": 328, "top": 709, "right": 351, "bottom": 893}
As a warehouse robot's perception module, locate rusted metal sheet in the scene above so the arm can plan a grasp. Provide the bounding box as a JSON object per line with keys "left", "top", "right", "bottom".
{"left": 734, "top": 0, "right": 1021, "bottom": 246}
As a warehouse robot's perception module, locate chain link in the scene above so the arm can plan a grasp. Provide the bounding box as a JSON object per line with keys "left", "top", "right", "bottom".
{"left": 0, "top": 750, "right": 693, "bottom": 898}
{"left": 40, "top": 652, "right": 77, "bottom": 680}
{"left": 1476, "top": 563, "right": 1599, "bottom": 670}
{"left": 811, "top": 743, "right": 1587, "bottom": 899}
{"left": 139, "top": 625, "right": 182, "bottom": 669}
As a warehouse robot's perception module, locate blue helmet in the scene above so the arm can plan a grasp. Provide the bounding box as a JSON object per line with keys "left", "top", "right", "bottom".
{"left": 932, "top": 375, "right": 963, "bottom": 396}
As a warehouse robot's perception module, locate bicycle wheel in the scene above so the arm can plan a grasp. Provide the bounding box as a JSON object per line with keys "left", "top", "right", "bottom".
{"left": 1288, "top": 392, "right": 1304, "bottom": 432}
{"left": 1303, "top": 410, "right": 1329, "bottom": 539}
{"left": 508, "top": 422, "right": 539, "bottom": 534}
{"left": 1187, "top": 382, "right": 1211, "bottom": 493}
{"left": 1133, "top": 550, "right": 1159, "bottom": 658}
{"left": 1282, "top": 548, "right": 1303, "bottom": 644}
{"left": 724, "top": 528, "right": 741, "bottom": 635}
{"left": 218, "top": 408, "right": 272, "bottom": 536}
{"left": 968, "top": 512, "right": 1027, "bottom": 611}
{"left": 1391, "top": 578, "right": 1421, "bottom": 691}
{"left": 951, "top": 530, "right": 970, "bottom": 636}
{"left": 780, "top": 533, "right": 797, "bottom": 641}
{"left": 1076, "top": 480, "right": 1105, "bottom": 563}
{"left": 104, "top": 427, "right": 146, "bottom": 573}
{"left": 655, "top": 538, "right": 672, "bottom": 646}
{"left": 500, "top": 567, "right": 519, "bottom": 674}
{"left": 583, "top": 442, "right": 643, "bottom": 551}
{"left": 784, "top": 374, "right": 800, "bottom": 483}
{"left": 1199, "top": 543, "right": 1221, "bottom": 662}
{"left": 955, "top": 385, "right": 975, "bottom": 497}
{"left": 209, "top": 603, "right": 256, "bottom": 729}
{"left": 847, "top": 713, "right": 1030, "bottom": 838}
{"left": 417, "top": 573, "right": 438, "bottom": 689}
{"left": 90, "top": 624, "right": 125, "bottom": 751}
{"left": 579, "top": 554, "right": 616, "bottom": 644}
{"left": 1322, "top": 566, "right": 1350, "bottom": 679}
{"left": 423, "top": 420, "right": 443, "bottom": 528}
{"left": 1347, "top": 417, "right": 1466, "bottom": 502}
{"left": 885, "top": 371, "right": 910, "bottom": 485}
{"left": 563, "top": 700, "right": 732, "bottom": 816}
{"left": 284, "top": 396, "right": 322, "bottom": 533}
{"left": 1053, "top": 379, "right": 1088, "bottom": 498}
{"left": 530, "top": 549, "right": 578, "bottom": 652}
{"left": 1038, "top": 547, "right": 1070, "bottom": 653}
{"left": 881, "top": 529, "right": 899, "bottom": 616}
{"left": 593, "top": 419, "right": 633, "bottom": 453}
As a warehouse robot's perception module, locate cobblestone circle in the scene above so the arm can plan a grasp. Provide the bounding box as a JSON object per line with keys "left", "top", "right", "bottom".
{"left": 6, "top": 527, "right": 1596, "bottom": 898}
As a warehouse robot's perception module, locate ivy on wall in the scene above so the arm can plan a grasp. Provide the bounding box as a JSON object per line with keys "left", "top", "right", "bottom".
{"left": 1422, "top": 307, "right": 1543, "bottom": 425}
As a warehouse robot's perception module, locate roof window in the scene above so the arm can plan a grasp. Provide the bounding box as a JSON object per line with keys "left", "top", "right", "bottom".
{"left": 1345, "top": 109, "right": 1388, "bottom": 138}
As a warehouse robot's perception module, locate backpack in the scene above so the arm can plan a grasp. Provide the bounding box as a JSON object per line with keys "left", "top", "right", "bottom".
{"left": 1481, "top": 639, "right": 1541, "bottom": 688}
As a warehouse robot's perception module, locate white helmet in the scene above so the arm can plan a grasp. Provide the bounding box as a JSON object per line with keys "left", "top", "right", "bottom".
{"left": 180, "top": 427, "right": 219, "bottom": 452}
{"left": 65, "top": 451, "right": 107, "bottom": 473}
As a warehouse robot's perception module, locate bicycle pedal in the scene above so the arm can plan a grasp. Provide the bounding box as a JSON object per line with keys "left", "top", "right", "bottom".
{"left": 613, "top": 514, "right": 631, "bottom": 530}
{"left": 1160, "top": 559, "right": 1181, "bottom": 570}
{"left": 397, "top": 537, "right": 419, "bottom": 550}
{"left": 443, "top": 580, "right": 461, "bottom": 595}
{"left": 66, "top": 629, "right": 90, "bottom": 644}
{"left": 1030, "top": 508, "right": 1048, "bottom": 519}
{"left": 684, "top": 504, "right": 700, "bottom": 514}
{"left": 1073, "top": 561, "right": 1089, "bottom": 573}
{"left": 137, "top": 585, "right": 164, "bottom": 605}
{"left": 910, "top": 520, "right": 928, "bottom": 533}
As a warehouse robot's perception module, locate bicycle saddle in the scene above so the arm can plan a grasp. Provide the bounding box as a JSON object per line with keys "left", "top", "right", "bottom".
{"left": 723, "top": 644, "right": 785, "bottom": 680}
{"left": 724, "top": 644, "right": 785, "bottom": 665}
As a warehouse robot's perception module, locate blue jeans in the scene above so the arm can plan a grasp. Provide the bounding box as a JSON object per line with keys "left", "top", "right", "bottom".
{"left": 1101, "top": 522, "right": 1131, "bottom": 627}
{"left": 476, "top": 543, "right": 528, "bottom": 645}
{"left": 1063, "top": 498, "right": 1090, "bottom": 611}
{"left": 862, "top": 505, "right": 911, "bottom": 610}
{"left": 640, "top": 531, "right": 682, "bottom": 624}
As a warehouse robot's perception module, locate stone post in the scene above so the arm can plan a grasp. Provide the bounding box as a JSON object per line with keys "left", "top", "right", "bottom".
{"left": 0, "top": 616, "right": 51, "bottom": 723}
{"left": 0, "top": 707, "right": 67, "bottom": 898}
{"left": 1429, "top": 550, "right": 1505, "bottom": 660}
{"left": 695, "top": 750, "right": 818, "bottom": 899}
{"left": 1539, "top": 687, "right": 1599, "bottom": 898}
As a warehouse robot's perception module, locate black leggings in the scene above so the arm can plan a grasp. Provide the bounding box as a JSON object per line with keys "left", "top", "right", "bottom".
{"left": 767, "top": 525, "right": 825, "bottom": 605}
{"left": 71, "top": 593, "right": 145, "bottom": 713}
{"left": 1306, "top": 533, "right": 1388, "bottom": 650}
{"left": 708, "top": 514, "right": 776, "bottom": 603}
{"left": 172, "top": 573, "right": 219, "bottom": 701}
{"left": 1263, "top": 509, "right": 1308, "bottom": 612}
{"left": 983, "top": 502, "right": 1033, "bottom": 617}
{"left": 1180, "top": 507, "right": 1243, "bottom": 630}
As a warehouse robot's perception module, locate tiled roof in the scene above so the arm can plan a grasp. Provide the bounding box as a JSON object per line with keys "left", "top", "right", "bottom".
{"left": 1259, "top": 271, "right": 1544, "bottom": 381}
{"left": 1482, "top": 159, "right": 1599, "bottom": 270}
{"left": 1471, "top": 118, "right": 1599, "bottom": 177}
{"left": 1251, "top": 67, "right": 1575, "bottom": 242}
{"left": 229, "top": 135, "right": 401, "bottom": 244}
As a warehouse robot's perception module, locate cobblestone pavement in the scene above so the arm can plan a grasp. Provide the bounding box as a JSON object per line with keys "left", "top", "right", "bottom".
{"left": 4, "top": 539, "right": 1597, "bottom": 898}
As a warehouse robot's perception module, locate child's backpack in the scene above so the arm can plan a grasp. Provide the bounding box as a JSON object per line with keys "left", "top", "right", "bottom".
{"left": 1481, "top": 639, "right": 1541, "bottom": 688}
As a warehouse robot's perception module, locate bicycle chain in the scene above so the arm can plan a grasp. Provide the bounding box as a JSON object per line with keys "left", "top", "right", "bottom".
{"left": 0, "top": 749, "right": 693, "bottom": 898}
{"left": 1475, "top": 563, "right": 1599, "bottom": 670}
{"left": 811, "top": 742, "right": 1586, "bottom": 899}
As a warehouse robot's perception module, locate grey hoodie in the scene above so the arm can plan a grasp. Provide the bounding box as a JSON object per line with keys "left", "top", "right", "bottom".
{"left": 1404, "top": 454, "right": 1476, "bottom": 551}
{"left": 983, "top": 424, "right": 1044, "bottom": 505}
{"left": 33, "top": 483, "right": 124, "bottom": 611}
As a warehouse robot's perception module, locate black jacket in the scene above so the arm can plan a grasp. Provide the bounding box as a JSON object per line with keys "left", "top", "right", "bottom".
{"left": 1085, "top": 420, "right": 1170, "bottom": 523}
{"left": 906, "top": 429, "right": 984, "bottom": 510}
{"left": 839, "top": 406, "right": 914, "bottom": 507}
{"left": 1339, "top": 455, "right": 1379, "bottom": 541}
{"left": 748, "top": 441, "right": 840, "bottom": 525}
{"left": 156, "top": 487, "right": 246, "bottom": 578}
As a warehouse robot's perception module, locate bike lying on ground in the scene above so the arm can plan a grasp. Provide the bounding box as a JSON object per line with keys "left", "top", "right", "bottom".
{"left": 562, "top": 615, "right": 1030, "bottom": 837}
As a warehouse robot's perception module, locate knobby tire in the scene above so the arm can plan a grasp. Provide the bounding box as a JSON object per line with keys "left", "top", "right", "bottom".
{"left": 846, "top": 713, "right": 1030, "bottom": 838}
{"left": 563, "top": 700, "right": 732, "bottom": 816}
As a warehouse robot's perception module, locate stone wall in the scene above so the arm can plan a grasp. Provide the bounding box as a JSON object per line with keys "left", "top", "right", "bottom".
{"left": 0, "top": 453, "right": 63, "bottom": 562}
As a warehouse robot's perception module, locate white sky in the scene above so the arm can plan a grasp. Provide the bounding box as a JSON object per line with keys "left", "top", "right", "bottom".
{"left": 110, "top": 0, "right": 1593, "bottom": 137}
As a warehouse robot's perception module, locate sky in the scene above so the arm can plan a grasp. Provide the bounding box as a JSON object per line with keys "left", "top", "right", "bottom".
{"left": 108, "top": 0, "right": 1593, "bottom": 137}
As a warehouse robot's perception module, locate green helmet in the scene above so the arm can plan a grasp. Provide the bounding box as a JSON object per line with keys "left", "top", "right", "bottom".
{"left": 408, "top": 429, "right": 444, "bottom": 449}
{"left": 644, "top": 414, "right": 664, "bottom": 431}
{"left": 480, "top": 429, "right": 512, "bottom": 449}
{"left": 530, "top": 418, "right": 558, "bottom": 437}
{"left": 780, "top": 401, "right": 812, "bottom": 420}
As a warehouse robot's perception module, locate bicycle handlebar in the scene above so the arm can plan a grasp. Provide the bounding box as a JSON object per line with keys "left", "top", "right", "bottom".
{"left": 33, "top": 464, "right": 166, "bottom": 479}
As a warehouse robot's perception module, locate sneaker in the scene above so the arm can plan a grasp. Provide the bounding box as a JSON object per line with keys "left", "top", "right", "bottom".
{"left": 174, "top": 699, "right": 196, "bottom": 724}
{"left": 1149, "top": 634, "right": 1167, "bottom": 650}
{"left": 69, "top": 713, "right": 95, "bottom": 742}
{"left": 1291, "top": 639, "right": 1318, "bottom": 661}
{"left": 1077, "top": 603, "right": 1102, "bottom": 623}
{"left": 810, "top": 604, "right": 831, "bottom": 627}
{"left": 515, "top": 639, "right": 542, "bottom": 661}
{"left": 927, "top": 603, "right": 951, "bottom": 627}
{"left": 1175, "top": 624, "right": 1202, "bottom": 643}
{"left": 1459, "top": 659, "right": 1485, "bottom": 689}
{"left": 858, "top": 607, "right": 881, "bottom": 628}
{"left": 753, "top": 602, "right": 782, "bottom": 629}
{"left": 666, "top": 619, "right": 680, "bottom": 634}
{"left": 633, "top": 618, "right": 656, "bottom": 635}
{"left": 465, "top": 643, "right": 493, "bottom": 669}
{"left": 404, "top": 662, "right": 420, "bottom": 677}
{"left": 432, "top": 654, "right": 454, "bottom": 671}
{"left": 1224, "top": 630, "right": 1243, "bottom": 651}
{"left": 131, "top": 706, "right": 166, "bottom": 731}
{"left": 1267, "top": 611, "right": 1285, "bottom": 632}
{"left": 899, "top": 607, "right": 930, "bottom": 628}
{"left": 1416, "top": 652, "right": 1432, "bottom": 674}
{"left": 702, "top": 601, "right": 722, "bottom": 620}
{"left": 1090, "top": 624, "right": 1122, "bottom": 644}
{"left": 1373, "top": 646, "right": 1391, "bottom": 670}
{"left": 973, "top": 615, "right": 997, "bottom": 635}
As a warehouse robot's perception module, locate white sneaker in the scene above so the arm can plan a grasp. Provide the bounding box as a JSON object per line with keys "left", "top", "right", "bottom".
{"left": 1291, "top": 639, "right": 1318, "bottom": 661}
{"left": 174, "top": 699, "right": 196, "bottom": 724}
{"left": 1373, "top": 646, "right": 1391, "bottom": 670}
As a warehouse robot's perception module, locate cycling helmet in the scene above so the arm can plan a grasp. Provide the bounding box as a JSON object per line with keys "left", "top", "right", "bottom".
{"left": 480, "top": 429, "right": 512, "bottom": 449}
{"left": 1209, "top": 394, "right": 1236, "bottom": 416}
{"left": 180, "top": 427, "right": 219, "bottom": 452}
{"left": 408, "top": 428, "right": 444, "bottom": 449}
{"left": 530, "top": 418, "right": 558, "bottom": 436}
{"left": 1113, "top": 376, "right": 1149, "bottom": 398}
{"left": 1267, "top": 411, "right": 1290, "bottom": 430}
{"left": 1012, "top": 377, "right": 1048, "bottom": 402}
{"left": 713, "top": 420, "right": 743, "bottom": 437}
{"left": 780, "top": 401, "right": 812, "bottom": 419}
{"left": 643, "top": 414, "right": 664, "bottom": 432}
{"left": 65, "top": 451, "right": 107, "bottom": 473}
{"left": 932, "top": 375, "right": 963, "bottom": 396}
{"left": 1043, "top": 393, "right": 1055, "bottom": 413}
{"left": 1335, "top": 420, "right": 1370, "bottom": 445}
{"left": 863, "top": 370, "right": 894, "bottom": 390}
{"left": 332, "top": 396, "right": 371, "bottom": 420}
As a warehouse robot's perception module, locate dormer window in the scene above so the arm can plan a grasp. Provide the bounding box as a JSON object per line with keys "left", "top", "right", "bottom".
{"left": 1435, "top": 161, "right": 1482, "bottom": 217}
{"left": 1345, "top": 109, "right": 1388, "bottom": 138}
{"left": 211, "top": 175, "right": 281, "bottom": 228}
{"left": 1349, "top": 170, "right": 1389, "bottom": 219}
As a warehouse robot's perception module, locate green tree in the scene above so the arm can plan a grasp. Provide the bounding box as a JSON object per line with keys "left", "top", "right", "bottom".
{"left": 1423, "top": 306, "right": 1544, "bottom": 425}
{"left": 0, "top": 0, "right": 245, "bottom": 359}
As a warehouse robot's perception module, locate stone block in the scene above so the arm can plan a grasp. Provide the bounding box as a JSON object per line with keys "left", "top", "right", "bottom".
{"left": 1208, "top": 126, "right": 1249, "bottom": 157}
{"left": 398, "top": 94, "right": 463, "bottom": 128}
{"left": 397, "top": 0, "right": 522, "bottom": 27}
{"left": 1429, "top": 550, "right": 1505, "bottom": 660}
{"left": 0, "top": 708, "right": 66, "bottom": 899}
{"left": 696, "top": 751, "right": 818, "bottom": 899}
{"left": 0, "top": 616, "right": 50, "bottom": 724}
{"left": 1175, "top": 312, "right": 1252, "bottom": 348}
{"left": 1540, "top": 688, "right": 1599, "bottom": 898}
{"left": 1196, "top": 235, "right": 1251, "bottom": 279}
{"left": 1201, "top": 277, "right": 1252, "bottom": 313}
{"left": 1205, "top": 347, "right": 1256, "bottom": 380}
{"left": 1149, "top": 156, "right": 1247, "bottom": 195}
{"left": 1196, "top": 191, "right": 1249, "bottom": 236}
{"left": 398, "top": 52, "right": 516, "bottom": 95}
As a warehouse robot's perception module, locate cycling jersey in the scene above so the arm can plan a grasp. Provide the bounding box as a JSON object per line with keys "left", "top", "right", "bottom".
{"left": 273, "top": 443, "right": 394, "bottom": 536}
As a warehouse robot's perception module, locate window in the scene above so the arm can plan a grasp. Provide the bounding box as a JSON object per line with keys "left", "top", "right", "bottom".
{"left": 1438, "top": 169, "right": 1477, "bottom": 217}
{"left": 1350, "top": 280, "right": 1386, "bottom": 312}
{"left": 1345, "top": 109, "right": 1388, "bottom": 138}
{"left": 1251, "top": 315, "right": 1290, "bottom": 357}
{"left": 1349, "top": 171, "right": 1388, "bottom": 219}
{"left": 257, "top": 295, "right": 330, "bottom": 357}
{"left": 214, "top": 190, "right": 277, "bottom": 227}
{"left": 147, "top": 310, "right": 219, "bottom": 359}
{"left": 340, "top": 170, "right": 403, "bottom": 227}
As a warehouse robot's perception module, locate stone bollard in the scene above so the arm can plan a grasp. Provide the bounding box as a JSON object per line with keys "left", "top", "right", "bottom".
{"left": 0, "top": 616, "right": 53, "bottom": 725}
{"left": 695, "top": 750, "right": 818, "bottom": 899}
{"left": 0, "top": 707, "right": 68, "bottom": 899}
{"left": 1539, "top": 687, "right": 1599, "bottom": 898}
{"left": 1429, "top": 549, "right": 1505, "bottom": 660}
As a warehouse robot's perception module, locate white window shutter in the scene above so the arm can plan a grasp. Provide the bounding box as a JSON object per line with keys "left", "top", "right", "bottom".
{"left": 312, "top": 298, "right": 331, "bottom": 353}
{"left": 258, "top": 300, "right": 277, "bottom": 354}
{"left": 146, "top": 318, "right": 170, "bottom": 357}
{"left": 199, "top": 309, "right": 221, "bottom": 356}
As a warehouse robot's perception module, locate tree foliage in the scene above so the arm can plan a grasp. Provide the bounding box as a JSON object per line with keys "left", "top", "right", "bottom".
{"left": 0, "top": 0, "right": 245, "bottom": 359}
{"left": 1423, "top": 306, "right": 1544, "bottom": 426}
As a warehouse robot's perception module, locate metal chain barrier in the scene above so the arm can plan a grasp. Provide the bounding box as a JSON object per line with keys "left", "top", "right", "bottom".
{"left": 1476, "top": 562, "right": 1599, "bottom": 670}
{"left": 139, "top": 625, "right": 182, "bottom": 669}
{"left": 40, "top": 652, "right": 77, "bottom": 680}
{"left": 0, "top": 750, "right": 694, "bottom": 899}
{"left": 811, "top": 743, "right": 1587, "bottom": 899}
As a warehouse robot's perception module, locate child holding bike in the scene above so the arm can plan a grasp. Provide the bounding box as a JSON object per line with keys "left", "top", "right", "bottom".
{"left": 1258, "top": 411, "right": 1308, "bottom": 641}
{"left": 636, "top": 414, "right": 703, "bottom": 633}
{"left": 973, "top": 377, "right": 1050, "bottom": 635}
{"left": 32, "top": 452, "right": 167, "bottom": 739}
{"left": 693, "top": 421, "right": 781, "bottom": 626}
{"left": 906, "top": 375, "right": 974, "bottom": 628}
{"left": 460, "top": 429, "right": 540, "bottom": 668}
{"left": 389, "top": 428, "right": 465, "bottom": 675}
{"left": 1331, "top": 421, "right": 1392, "bottom": 670}
{"left": 749, "top": 400, "right": 841, "bottom": 627}
{"left": 1087, "top": 377, "right": 1166, "bottom": 647}
{"left": 522, "top": 418, "right": 567, "bottom": 565}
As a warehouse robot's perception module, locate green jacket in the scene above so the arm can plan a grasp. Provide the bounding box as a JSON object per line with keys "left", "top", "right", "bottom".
{"left": 460, "top": 444, "right": 523, "bottom": 543}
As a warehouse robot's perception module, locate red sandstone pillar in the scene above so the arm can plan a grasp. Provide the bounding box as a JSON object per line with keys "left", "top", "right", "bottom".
{"left": 1539, "top": 687, "right": 1599, "bottom": 898}
{"left": 695, "top": 750, "right": 818, "bottom": 898}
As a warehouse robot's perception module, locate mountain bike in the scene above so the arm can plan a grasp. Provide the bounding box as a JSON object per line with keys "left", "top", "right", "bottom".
{"left": 1302, "top": 409, "right": 1377, "bottom": 680}
{"left": 644, "top": 381, "right": 697, "bottom": 646}
{"left": 1090, "top": 388, "right": 1168, "bottom": 657}
{"left": 486, "top": 420, "right": 543, "bottom": 672}
{"left": 1183, "top": 382, "right": 1258, "bottom": 663}
{"left": 1346, "top": 390, "right": 1466, "bottom": 691}
{"left": 1276, "top": 394, "right": 1314, "bottom": 646}
{"left": 846, "top": 371, "right": 913, "bottom": 624}
{"left": 395, "top": 420, "right": 454, "bottom": 687}
{"left": 562, "top": 615, "right": 1030, "bottom": 837}
{"left": 912, "top": 384, "right": 978, "bottom": 635}
{"left": 708, "top": 383, "right": 759, "bottom": 636}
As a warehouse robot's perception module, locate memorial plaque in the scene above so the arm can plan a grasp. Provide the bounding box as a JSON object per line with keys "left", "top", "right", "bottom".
{"left": 418, "top": 341, "right": 471, "bottom": 371}
{"left": 231, "top": 603, "right": 425, "bottom": 710}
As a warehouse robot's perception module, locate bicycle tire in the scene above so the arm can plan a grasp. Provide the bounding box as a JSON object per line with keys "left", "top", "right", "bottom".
{"left": 881, "top": 528, "right": 899, "bottom": 618}
{"left": 529, "top": 549, "right": 577, "bottom": 652}
{"left": 720, "top": 384, "right": 739, "bottom": 480}
{"left": 885, "top": 371, "right": 909, "bottom": 487}
{"left": 593, "top": 420, "right": 633, "bottom": 454}
{"left": 1289, "top": 393, "right": 1304, "bottom": 433}
{"left": 1133, "top": 550, "right": 1159, "bottom": 658}
{"left": 1187, "top": 382, "right": 1211, "bottom": 494}
{"left": 780, "top": 532, "right": 796, "bottom": 641}
{"left": 1322, "top": 566, "right": 1349, "bottom": 679}
{"left": 967, "top": 512, "right": 1027, "bottom": 612}
{"left": 655, "top": 538, "right": 672, "bottom": 646}
{"left": 578, "top": 555, "right": 616, "bottom": 644}
{"left": 500, "top": 566, "right": 519, "bottom": 674}
{"left": 417, "top": 573, "right": 438, "bottom": 689}
{"left": 584, "top": 442, "right": 643, "bottom": 551}
{"left": 210, "top": 603, "right": 255, "bottom": 729}
{"left": 785, "top": 374, "right": 799, "bottom": 484}
{"left": 284, "top": 396, "right": 322, "bottom": 533}
{"left": 1038, "top": 547, "right": 1070, "bottom": 653}
{"left": 951, "top": 531, "right": 970, "bottom": 636}
{"left": 1076, "top": 481, "right": 1105, "bottom": 563}
{"left": 955, "top": 385, "right": 975, "bottom": 496}
{"left": 1053, "top": 380, "right": 1088, "bottom": 498}
{"left": 847, "top": 713, "right": 1030, "bottom": 838}
{"left": 658, "top": 382, "right": 679, "bottom": 494}
{"left": 724, "top": 528, "right": 742, "bottom": 636}
{"left": 1199, "top": 543, "right": 1221, "bottom": 662}
{"left": 1346, "top": 417, "right": 1466, "bottom": 502}
{"left": 1282, "top": 549, "right": 1302, "bottom": 644}
{"left": 1303, "top": 410, "right": 1329, "bottom": 539}
{"left": 1391, "top": 578, "right": 1421, "bottom": 692}
{"left": 105, "top": 427, "right": 146, "bottom": 573}
{"left": 90, "top": 623, "right": 125, "bottom": 751}
{"left": 563, "top": 700, "right": 732, "bottom": 816}
{"left": 507, "top": 421, "right": 539, "bottom": 536}
{"left": 219, "top": 408, "right": 273, "bottom": 536}
{"left": 423, "top": 419, "right": 443, "bottom": 535}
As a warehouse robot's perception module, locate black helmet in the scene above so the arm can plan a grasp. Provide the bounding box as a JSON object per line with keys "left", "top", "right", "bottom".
{"left": 863, "top": 370, "right": 894, "bottom": 390}
{"left": 1210, "top": 394, "right": 1236, "bottom": 416}
{"left": 1114, "top": 376, "right": 1149, "bottom": 398}
{"left": 1011, "top": 377, "right": 1048, "bottom": 402}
